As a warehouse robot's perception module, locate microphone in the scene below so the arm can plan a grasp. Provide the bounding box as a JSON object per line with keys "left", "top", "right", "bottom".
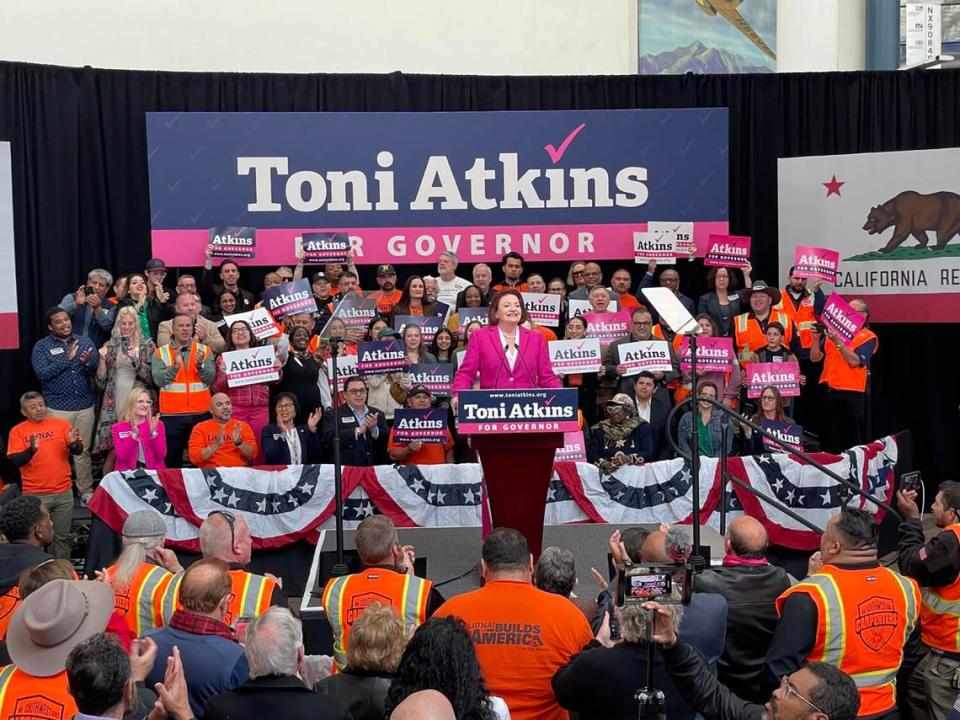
{"left": 665, "top": 526, "right": 693, "bottom": 564}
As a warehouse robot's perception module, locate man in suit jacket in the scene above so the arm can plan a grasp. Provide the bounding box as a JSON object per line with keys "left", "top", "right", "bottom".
{"left": 605, "top": 307, "right": 680, "bottom": 395}
{"left": 627, "top": 372, "right": 673, "bottom": 461}
{"left": 636, "top": 263, "right": 695, "bottom": 325}
{"left": 320, "top": 376, "right": 387, "bottom": 466}
{"left": 156, "top": 291, "right": 226, "bottom": 353}
{"left": 205, "top": 607, "right": 350, "bottom": 720}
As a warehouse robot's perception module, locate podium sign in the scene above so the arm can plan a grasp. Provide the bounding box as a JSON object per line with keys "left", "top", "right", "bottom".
{"left": 457, "top": 389, "right": 579, "bottom": 435}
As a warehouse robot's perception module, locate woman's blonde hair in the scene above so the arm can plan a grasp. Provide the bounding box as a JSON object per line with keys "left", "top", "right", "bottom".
{"left": 118, "top": 385, "right": 153, "bottom": 424}
{"left": 110, "top": 305, "right": 143, "bottom": 346}
{"left": 346, "top": 602, "right": 407, "bottom": 673}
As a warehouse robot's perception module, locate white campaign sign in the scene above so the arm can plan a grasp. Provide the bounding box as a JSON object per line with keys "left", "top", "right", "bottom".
{"left": 223, "top": 307, "right": 281, "bottom": 340}
{"left": 548, "top": 338, "right": 602, "bottom": 374}
{"left": 617, "top": 340, "right": 674, "bottom": 375}
{"left": 223, "top": 345, "right": 279, "bottom": 388}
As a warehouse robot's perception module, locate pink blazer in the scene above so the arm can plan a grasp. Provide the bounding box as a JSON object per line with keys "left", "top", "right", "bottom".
{"left": 112, "top": 420, "right": 167, "bottom": 471}
{"left": 453, "top": 325, "right": 561, "bottom": 392}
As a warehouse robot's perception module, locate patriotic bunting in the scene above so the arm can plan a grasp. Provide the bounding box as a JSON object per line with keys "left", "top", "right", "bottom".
{"left": 89, "top": 437, "right": 896, "bottom": 552}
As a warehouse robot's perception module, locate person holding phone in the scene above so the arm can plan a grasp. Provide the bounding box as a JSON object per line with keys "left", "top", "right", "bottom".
{"left": 56, "top": 268, "right": 116, "bottom": 347}
{"left": 93, "top": 306, "right": 156, "bottom": 474}
{"left": 320, "top": 376, "right": 387, "bottom": 466}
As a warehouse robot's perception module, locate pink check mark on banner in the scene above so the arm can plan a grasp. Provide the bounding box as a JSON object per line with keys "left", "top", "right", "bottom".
{"left": 545, "top": 394, "right": 556, "bottom": 407}
{"left": 544, "top": 123, "right": 586, "bottom": 164}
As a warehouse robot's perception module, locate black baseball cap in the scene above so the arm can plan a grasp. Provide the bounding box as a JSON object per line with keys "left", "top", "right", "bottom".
{"left": 377, "top": 264, "right": 397, "bottom": 277}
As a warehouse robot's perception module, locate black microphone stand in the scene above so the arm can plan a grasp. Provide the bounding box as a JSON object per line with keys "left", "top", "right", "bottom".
{"left": 328, "top": 336, "right": 349, "bottom": 577}
{"left": 686, "top": 329, "right": 705, "bottom": 569}
{"left": 635, "top": 607, "right": 666, "bottom": 720}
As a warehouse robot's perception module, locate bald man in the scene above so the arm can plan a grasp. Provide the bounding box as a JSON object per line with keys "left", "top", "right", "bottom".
{"left": 389, "top": 690, "right": 456, "bottom": 720}
{"left": 694, "top": 516, "right": 793, "bottom": 703}
{"left": 199, "top": 512, "right": 287, "bottom": 625}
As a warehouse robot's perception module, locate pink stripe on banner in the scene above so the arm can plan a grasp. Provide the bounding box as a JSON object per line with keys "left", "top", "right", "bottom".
{"left": 0, "top": 312, "right": 19, "bottom": 349}
{"left": 152, "top": 222, "right": 729, "bottom": 266}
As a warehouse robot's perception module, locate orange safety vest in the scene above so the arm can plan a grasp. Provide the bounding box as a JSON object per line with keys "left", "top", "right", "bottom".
{"left": 776, "top": 289, "right": 817, "bottom": 350}
{"left": 155, "top": 342, "right": 211, "bottom": 414}
{"left": 776, "top": 564, "right": 919, "bottom": 716}
{"left": 734, "top": 310, "right": 794, "bottom": 364}
{"left": 919, "top": 525, "right": 960, "bottom": 653}
{"left": 322, "top": 568, "right": 432, "bottom": 670}
{"left": 0, "top": 666, "right": 77, "bottom": 720}
{"left": 223, "top": 569, "right": 278, "bottom": 627}
{"left": 819, "top": 328, "right": 877, "bottom": 393}
{"left": 104, "top": 562, "right": 177, "bottom": 637}
{"left": 0, "top": 586, "right": 21, "bottom": 641}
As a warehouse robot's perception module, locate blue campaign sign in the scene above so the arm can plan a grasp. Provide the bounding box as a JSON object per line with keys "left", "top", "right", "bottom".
{"left": 147, "top": 109, "right": 729, "bottom": 265}
{"left": 357, "top": 339, "right": 407, "bottom": 375}
{"left": 409, "top": 363, "right": 454, "bottom": 397}
{"left": 392, "top": 409, "right": 449, "bottom": 444}
{"left": 761, "top": 420, "right": 804, "bottom": 453}
{"left": 457, "top": 388, "right": 579, "bottom": 435}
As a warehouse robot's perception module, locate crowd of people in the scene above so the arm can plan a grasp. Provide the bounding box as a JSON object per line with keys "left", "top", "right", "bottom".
{"left": 2, "top": 489, "right": 960, "bottom": 720}
{"left": 2, "top": 247, "right": 877, "bottom": 557}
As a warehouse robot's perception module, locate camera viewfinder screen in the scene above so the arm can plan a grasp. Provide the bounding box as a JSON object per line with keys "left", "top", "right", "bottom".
{"left": 628, "top": 573, "right": 671, "bottom": 599}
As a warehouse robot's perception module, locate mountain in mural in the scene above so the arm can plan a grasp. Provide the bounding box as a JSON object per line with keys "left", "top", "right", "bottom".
{"left": 640, "top": 41, "right": 772, "bottom": 74}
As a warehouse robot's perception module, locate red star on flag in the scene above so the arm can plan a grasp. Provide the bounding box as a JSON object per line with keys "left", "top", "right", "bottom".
{"left": 823, "top": 174, "right": 845, "bottom": 197}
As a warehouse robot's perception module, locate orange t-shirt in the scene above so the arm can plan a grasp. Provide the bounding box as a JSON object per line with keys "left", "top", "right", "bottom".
{"left": 6, "top": 418, "right": 73, "bottom": 494}
{"left": 618, "top": 293, "right": 642, "bottom": 309}
{"left": 532, "top": 324, "right": 558, "bottom": 343}
{"left": 387, "top": 429, "right": 453, "bottom": 465}
{"left": 493, "top": 282, "right": 529, "bottom": 294}
{"left": 187, "top": 419, "right": 259, "bottom": 468}
{"left": 435, "top": 579, "right": 593, "bottom": 720}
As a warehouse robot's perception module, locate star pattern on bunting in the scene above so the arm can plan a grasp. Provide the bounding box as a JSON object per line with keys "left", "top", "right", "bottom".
{"left": 394, "top": 465, "right": 482, "bottom": 507}
{"left": 120, "top": 469, "right": 177, "bottom": 518}
{"left": 200, "top": 466, "right": 323, "bottom": 516}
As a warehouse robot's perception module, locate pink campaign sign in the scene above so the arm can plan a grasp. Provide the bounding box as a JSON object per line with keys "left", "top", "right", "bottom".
{"left": 151, "top": 222, "right": 729, "bottom": 267}
{"left": 821, "top": 293, "right": 865, "bottom": 346}
{"left": 679, "top": 336, "right": 735, "bottom": 373}
{"left": 792, "top": 245, "right": 839, "bottom": 282}
{"left": 584, "top": 310, "right": 631, "bottom": 344}
{"left": 746, "top": 361, "right": 801, "bottom": 398}
{"left": 704, "top": 234, "right": 751, "bottom": 268}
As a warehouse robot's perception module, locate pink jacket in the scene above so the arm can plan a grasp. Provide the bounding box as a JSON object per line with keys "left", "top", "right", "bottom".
{"left": 112, "top": 420, "right": 167, "bottom": 471}
{"left": 452, "top": 325, "right": 561, "bottom": 392}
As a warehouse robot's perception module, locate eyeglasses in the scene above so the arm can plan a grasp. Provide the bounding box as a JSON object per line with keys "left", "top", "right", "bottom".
{"left": 346, "top": 388, "right": 368, "bottom": 395}
{"left": 572, "top": 270, "right": 584, "bottom": 276}
{"left": 209, "top": 510, "right": 236, "bottom": 546}
{"left": 779, "top": 676, "right": 826, "bottom": 716}
{"left": 761, "top": 395, "right": 778, "bottom": 401}
{"left": 276, "top": 402, "right": 296, "bottom": 409}
{"left": 633, "top": 321, "right": 653, "bottom": 326}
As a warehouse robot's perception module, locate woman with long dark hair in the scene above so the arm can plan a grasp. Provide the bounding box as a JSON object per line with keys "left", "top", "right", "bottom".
{"left": 740, "top": 384, "right": 797, "bottom": 455}
{"left": 697, "top": 265, "right": 750, "bottom": 338}
{"left": 384, "top": 616, "right": 507, "bottom": 720}
{"left": 429, "top": 327, "right": 456, "bottom": 364}
{"left": 213, "top": 320, "right": 282, "bottom": 456}
{"left": 390, "top": 276, "right": 440, "bottom": 323}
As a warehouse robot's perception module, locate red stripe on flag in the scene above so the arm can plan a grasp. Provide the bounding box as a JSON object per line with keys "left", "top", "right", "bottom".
{"left": 554, "top": 462, "right": 616, "bottom": 523}
{"left": 0, "top": 312, "right": 19, "bottom": 349}
{"left": 355, "top": 467, "right": 419, "bottom": 527}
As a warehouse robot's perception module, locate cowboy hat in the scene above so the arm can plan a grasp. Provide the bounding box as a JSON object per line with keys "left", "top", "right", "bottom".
{"left": 742, "top": 281, "right": 780, "bottom": 304}
{"left": 7, "top": 579, "right": 114, "bottom": 677}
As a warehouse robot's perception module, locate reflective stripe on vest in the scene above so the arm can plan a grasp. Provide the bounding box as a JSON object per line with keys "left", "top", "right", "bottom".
{"left": 0, "top": 664, "right": 15, "bottom": 708}
{"left": 161, "top": 572, "right": 184, "bottom": 623}
{"left": 323, "top": 571, "right": 431, "bottom": 670}
{"left": 135, "top": 565, "right": 172, "bottom": 636}
{"left": 229, "top": 570, "right": 273, "bottom": 624}
{"left": 776, "top": 290, "right": 816, "bottom": 349}
{"left": 782, "top": 567, "right": 918, "bottom": 714}
{"left": 921, "top": 525, "right": 960, "bottom": 652}
{"left": 156, "top": 342, "right": 211, "bottom": 414}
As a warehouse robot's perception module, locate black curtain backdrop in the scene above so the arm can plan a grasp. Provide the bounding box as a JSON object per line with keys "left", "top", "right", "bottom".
{"left": 0, "top": 62, "right": 956, "bottom": 485}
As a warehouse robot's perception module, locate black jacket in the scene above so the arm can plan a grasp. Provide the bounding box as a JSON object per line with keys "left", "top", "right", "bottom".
{"left": 630, "top": 388, "right": 673, "bottom": 461}
{"left": 0, "top": 543, "right": 53, "bottom": 591}
{"left": 315, "top": 669, "right": 392, "bottom": 720}
{"left": 204, "top": 674, "right": 350, "bottom": 720}
{"left": 320, "top": 404, "right": 388, "bottom": 466}
{"left": 697, "top": 292, "right": 744, "bottom": 339}
{"left": 898, "top": 517, "right": 960, "bottom": 587}
{"left": 660, "top": 640, "right": 765, "bottom": 720}
{"left": 260, "top": 424, "right": 323, "bottom": 465}
{"left": 694, "top": 563, "right": 793, "bottom": 703}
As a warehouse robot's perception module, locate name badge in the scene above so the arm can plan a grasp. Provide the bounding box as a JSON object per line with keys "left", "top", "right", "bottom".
{"left": 341, "top": 416, "right": 356, "bottom": 424}
{"left": 272, "top": 434, "right": 283, "bottom": 441}
{"left": 728, "top": 293, "right": 739, "bottom": 301}
{"left": 50, "top": 347, "right": 64, "bottom": 355}
{"left": 118, "top": 431, "right": 133, "bottom": 439}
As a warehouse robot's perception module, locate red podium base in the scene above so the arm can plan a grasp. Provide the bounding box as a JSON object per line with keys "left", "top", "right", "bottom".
{"left": 471, "top": 432, "right": 563, "bottom": 560}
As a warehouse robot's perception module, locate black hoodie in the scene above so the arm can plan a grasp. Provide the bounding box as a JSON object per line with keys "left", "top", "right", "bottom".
{"left": 0, "top": 543, "right": 52, "bottom": 592}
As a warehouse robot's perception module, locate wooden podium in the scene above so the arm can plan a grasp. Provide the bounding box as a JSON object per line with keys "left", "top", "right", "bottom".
{"left": 470, "top": 432, "right": 564, "bottom": 560}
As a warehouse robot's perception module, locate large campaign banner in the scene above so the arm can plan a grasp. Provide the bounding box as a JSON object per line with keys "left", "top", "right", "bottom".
{"left": 0, "top": 143, "right": 18, "bottom": 349}
{"left": 778, "top": 147, "right": 960, "bottom": 322}
{"left": 146, "top": 109, "right": 729, "bottom": 266}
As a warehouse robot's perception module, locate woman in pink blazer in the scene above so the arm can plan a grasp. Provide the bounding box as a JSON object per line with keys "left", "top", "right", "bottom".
{"left": 112, "top": 386, "right": 167, "bottom": 471}
{"left": 452, "top": 289, "right": 561, "bottom": 395}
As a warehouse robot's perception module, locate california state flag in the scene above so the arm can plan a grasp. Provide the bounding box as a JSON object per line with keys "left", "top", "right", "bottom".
{"left": 777, "top": 147, "right": 960, "bottom": 323}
